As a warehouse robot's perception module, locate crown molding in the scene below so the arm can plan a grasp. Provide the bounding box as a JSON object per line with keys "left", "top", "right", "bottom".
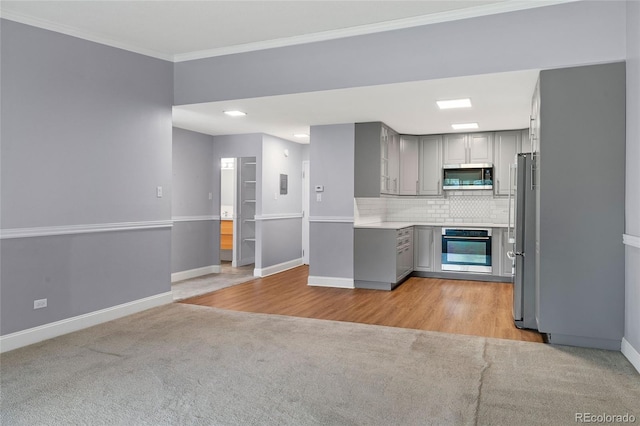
{"left": 2, "top": 0, "right": 578, "bottom": 63}
{"left": 172, "top": 0, "right": 579, "bottom": 62}
{"left": 0, "top": 9, "right": 173, "bottom": 61}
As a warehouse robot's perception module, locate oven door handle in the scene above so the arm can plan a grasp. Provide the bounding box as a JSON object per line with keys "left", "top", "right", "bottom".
{"left": 443, "top": 236, "right": 491, "bottom": 240}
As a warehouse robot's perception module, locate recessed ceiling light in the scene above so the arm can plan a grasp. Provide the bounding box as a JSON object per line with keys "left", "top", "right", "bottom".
{"left": 437, "top": 98, "right": 472, "bottom": 109}
{"left": 223, "top": 110, "right": 246, "bottom": 117}
{"left": 293, "top": 133, "right": 309, "bottom": 138}
{"left": 451, "top": 122, "right": 479, "bottom": 130}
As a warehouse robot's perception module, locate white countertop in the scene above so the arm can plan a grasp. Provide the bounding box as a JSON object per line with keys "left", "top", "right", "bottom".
{"left": 354, "top": 221, "right": 509, "bottom": 230}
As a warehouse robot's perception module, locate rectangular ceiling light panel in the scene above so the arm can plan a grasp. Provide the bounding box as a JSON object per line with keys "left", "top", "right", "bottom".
{"left": 437, "top": 98, "right": 472, "bottom": 109}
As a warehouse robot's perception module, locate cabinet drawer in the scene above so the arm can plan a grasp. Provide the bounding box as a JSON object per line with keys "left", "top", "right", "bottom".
{"left": 220, "top": 234, "right": 233, "bottom": 250}
{"left": 220, "top": 220, "right": 233, "bottom": 235}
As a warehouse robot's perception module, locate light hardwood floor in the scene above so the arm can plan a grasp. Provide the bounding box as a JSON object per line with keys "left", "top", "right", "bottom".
{"left": 180, "top": 265, "right": 544, "bottom": 343}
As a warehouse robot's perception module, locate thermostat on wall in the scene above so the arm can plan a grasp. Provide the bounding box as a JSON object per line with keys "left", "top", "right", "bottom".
{"left": 315, "top": 185, "right": 324, "bottom": 192}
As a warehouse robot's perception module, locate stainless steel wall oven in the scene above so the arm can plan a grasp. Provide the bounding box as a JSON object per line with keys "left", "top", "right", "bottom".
{"left": 441, "top": 228, "right": 492, "bottom": 273}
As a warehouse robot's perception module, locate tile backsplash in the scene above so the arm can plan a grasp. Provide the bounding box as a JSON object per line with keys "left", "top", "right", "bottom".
{"left": 355, "top": 192, "right": 511, "bottom": 224}
{"left": 354, "top": 197, "right": 387, "bottom": 225}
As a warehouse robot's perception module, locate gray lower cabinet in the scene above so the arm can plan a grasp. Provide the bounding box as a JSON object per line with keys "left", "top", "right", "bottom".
{"left": 498, "top": 228, "right": 514, "bottom": 277}
{"left": 414, "top": 226, "right": 435, "bottom": 271}
{"left": 354, "top": 227, "right": 413, "bottom": 290}
{"left": 490, "top": 228, "right": 514, "bottom": 278}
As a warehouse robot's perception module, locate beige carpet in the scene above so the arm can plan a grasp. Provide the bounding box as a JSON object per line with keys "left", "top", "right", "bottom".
{"left": 1, "top": 303, "right": 639, "bottom": 425}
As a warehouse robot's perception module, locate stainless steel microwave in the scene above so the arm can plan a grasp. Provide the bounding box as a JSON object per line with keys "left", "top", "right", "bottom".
{"left": 442, "top": 164, "right": 493, "bottom": 190}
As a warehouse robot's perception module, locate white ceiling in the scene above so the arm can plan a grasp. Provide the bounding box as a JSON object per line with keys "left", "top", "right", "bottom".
{"left": 0, "top": 1, "right": 551, "bottom": 143}
{"left": 173, "top": 70, "right": 540, "bottom": 142}
{"left": 1, "top": 1, "right": 521, "bottom": 60}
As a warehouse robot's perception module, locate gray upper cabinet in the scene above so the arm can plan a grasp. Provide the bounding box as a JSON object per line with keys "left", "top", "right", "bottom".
{"left": 442, "top": 134, "right": 467, "bottom": 164}
{"left": 530, "top": 79, "right": 540, "bottom": 154}
{"left": 521, "top": 129, "right": 531, "bottom": 154}
{"left": 379, "top": 125, "right": 390, "bottom": 194}
{"left": 443, "top": 133, "right": 494, "bottom": 164}
{"left": 399, "top": 135, "right": 419, "bottom": 195}
{"left": 418, "top": 135, "right": 442, "bottom": 196}
{"left": 494, "top": 130, "right": 521, "bottom": 196}
{"left": 355, "top": 122, "right": 400, "bottom": 197}
{"left": 468, "top": 133, "right": 494, "bottom": 163}
{"left": 387, "top": 129, "right": 400, "bottom": 195}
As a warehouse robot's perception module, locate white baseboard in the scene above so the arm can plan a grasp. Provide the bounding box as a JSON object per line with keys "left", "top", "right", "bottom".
{"left": 622, "top": 337, "right": 640, "bottom": 374}
{"left": 171, "top": 265, "right": 221, "bottom": 283}
{"left": 307, "top": 275, "right": 355, "bottom": 289}
{"left": 0, "top": 292, "right": 173, "bottom": 353}
{"left": 254, "top": 258, "right": 303, "bottom": 277}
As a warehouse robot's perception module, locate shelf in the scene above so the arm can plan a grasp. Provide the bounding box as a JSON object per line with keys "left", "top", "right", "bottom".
{"left": 244, "top": 181, "right": 256, "bottom": 184}
{"left": 243, "top": 200, "right": 256, "bottom": 203}
{"left": 243, "top": 219, "right": 256, "bottom": 222}
{"left": 243, "top": 238, "right": 256, "bottom": 242}
{"left": 244, "top": 162, "right": 257, "bottom": 166}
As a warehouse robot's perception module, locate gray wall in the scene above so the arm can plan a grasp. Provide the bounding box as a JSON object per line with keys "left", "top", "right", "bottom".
{"left": 0, "top": 20, "right": 173, "bottom": 335}
{"left": 1, "top": 231, "right": 171, "bottom": 334}
{"left": 301, "top": 144, "right": 310, "bottom": 162}
{"left": 259, "top": 135, "right": 304, "bottom": 269}
{"left": 2, "top": 20, "right": 173, "bottom": 227}
{"left": 172, "top": 128, "right": 215, "bottom": 217}
{"left": 261, "top": 134, "right": 303, "bottom": 215}
{"left": 537, "top": 63, "right": 626, "bottom": 349}
{"left": 174, "top": 1, "right": 626, "bottom": 105}
{"left": 309, "top": 124, "right": 355, "bottom": 280}
{"left": 625, "top": 0, "right": 640, "bottom": 354}
{"left": 171, "top": 128, "right": 217, "bottom": 274}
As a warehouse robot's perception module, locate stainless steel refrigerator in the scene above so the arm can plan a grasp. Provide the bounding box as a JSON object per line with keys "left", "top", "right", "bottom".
{"left": 509, "top": 153, "right": 537, "bottom": 330}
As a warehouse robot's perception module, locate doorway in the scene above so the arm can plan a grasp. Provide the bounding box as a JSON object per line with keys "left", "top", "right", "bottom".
{"left": 220, "top": 157, "right": 256, "bottom": 271}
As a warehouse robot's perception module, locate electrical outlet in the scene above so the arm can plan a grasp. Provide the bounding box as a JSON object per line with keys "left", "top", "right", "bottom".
{"left": 34, "top": 298, "right": 47, "bottom": 310}
{"left": 156, "top": 186, "right": 163, "bottom": 198}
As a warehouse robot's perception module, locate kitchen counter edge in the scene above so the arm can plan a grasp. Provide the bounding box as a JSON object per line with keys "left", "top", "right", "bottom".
{"left": 354, "top": 222, "right": 509, "bottom": 230}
